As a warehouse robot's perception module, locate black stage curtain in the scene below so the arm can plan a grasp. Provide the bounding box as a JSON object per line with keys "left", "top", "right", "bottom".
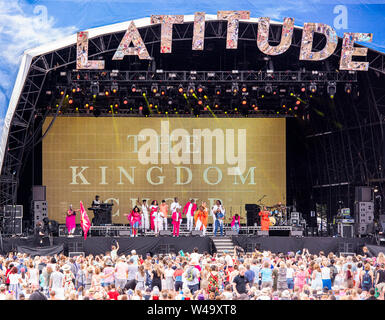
{"left": 16, "top": 244, "right": 64, "bottom": 256}
{"left": 366, "top": 244, "right": 385, "bottom": 257}
{"left": 232, "top": 236, "right": 373, "bottom": 254}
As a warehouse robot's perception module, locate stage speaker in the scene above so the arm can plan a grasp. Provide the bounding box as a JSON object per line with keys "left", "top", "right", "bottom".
{"left": 68, "top": 241, "right": 84, "bottom": 253}
{"left": 338, "top": 242, "right": 354, "bottom": 255}
{"left": 32, "top": 185, "right": 46, "bottom": 201}
{"left": 33, "top": 201, "right": 48, "bottom": 228}
{"left": 3, "top": 218, "right": 22, "bottom": 235}
{"left": 159, "top": 230, "right": 172, "bottom": 236}
{"left": 246, "top": 204, "right": 260, "bottom": 226}
{"left": 245, "top": 204, "right": 258, "bottom": 211}
{"left": 355, "top": 186, "right": 372, "bottom": 202}
{"left": 119, "top": 230, "right": 130, "bottom": 236}
{"left": 4, "top": 205, "right": 23, "bottom": 218}
{"left": 226, "top": 230, "right": 238, "bottom": 236}
{"left": 191, "top": 230, "right": 203, "bottom": 236}
{"left": 257, "top": 230, "right": 269, "bottom": 236}
{"left": 290, "top": 230, "right": 303, "bottom": 237}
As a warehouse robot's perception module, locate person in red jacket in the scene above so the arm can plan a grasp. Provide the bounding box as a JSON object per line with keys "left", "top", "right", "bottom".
{"left": 183, "top": 199, "right": 197, "bottom": 232}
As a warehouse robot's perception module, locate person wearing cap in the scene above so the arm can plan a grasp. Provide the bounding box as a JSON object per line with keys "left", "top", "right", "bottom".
{"left": 63, "top": 264, "right": 75, "bottom": 293}
{"left": 101, "top": 260, "right": 115, "bottom": 288}
{"left": 114, "top": 256, "right": 128, "bottom": 290}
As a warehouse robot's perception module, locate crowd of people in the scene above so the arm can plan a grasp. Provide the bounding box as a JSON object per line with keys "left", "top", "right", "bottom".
{"left": 0, "top": 243, "right": 384, "bottom": 300}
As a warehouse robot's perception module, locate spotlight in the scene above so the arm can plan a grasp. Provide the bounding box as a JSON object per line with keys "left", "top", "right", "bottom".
{"left": 197, "top": 99, "right": 203, "bottom": 105}
{"left": 327, "top": 81, "right": 336, "bottom": 98}
{"left": 68, "top": 97, "right": 73, "bottom": 104}
{"left": 131, "top": 84, "right": 137, "bottom": 93}
{"left": 151, "top": 83, "right": 158, "bottom": 94}
{"left": 301, "top": 84, "right": 306, "bottom": 93}
{"left": 296, "top": 100, "right": 301, "bottom": 105}
{"left": 111, "top": 82, "right": 119, "bottom": 94}
{"left": 265, "top": 84, "right": 272, "bottom": 94}
{"left": 197, "top": 85, "right": 204, "bottom": 93}
{"left": 123, "top": 97, "right": 128, "bottom": 105}
{"left": 104, "top": 89, "right": 110, "bottom": 96}
{"left": 215, "top": 86, "right": 221, "bottom": 95}
{"left": 90, "top": 82, "right": 99, "bottom": 95}
{"left": 188, "top": 84, "right": 195, "bottom": 94}
{"left": 232, "top": 83, "right": 239, "bottom": 94}
{"left": 160, "top": 87, "right": 166, "bottom": 95}
{"left": 241, "top": 98, "right": 247, "bottom": 105}
{"left": 345, "top": 83, "right": 352, "bottom": 94}
{"left": 241, "top": 84, "right": 247, "bottom": 93}
{"left": 309, "top": 83, "right": 317, "bottom": 93}
{"left": 178, "top": 85, "right": 184, "bottom": 93}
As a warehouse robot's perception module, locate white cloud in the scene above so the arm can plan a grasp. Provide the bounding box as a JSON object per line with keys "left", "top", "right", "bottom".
{"left": 0, "top": 1, "right": 77, "bottom": 66}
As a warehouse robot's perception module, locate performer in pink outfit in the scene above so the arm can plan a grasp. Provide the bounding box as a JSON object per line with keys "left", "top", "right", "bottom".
{"left": 125, "top": 206, "right": 141, "bottom": 237}
{"left": 149, "top": 200, "right": 158, "bottom": 231}
{"left": 172, "top": 209, "right": 182, "bottom": 237}
{"left": 65, "top": 205, "right": 77, "bottom": 237}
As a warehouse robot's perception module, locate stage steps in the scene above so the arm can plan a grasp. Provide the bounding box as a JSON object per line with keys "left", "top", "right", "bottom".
{"left": 211, "top": 236, "right": 235, "bottom": 254}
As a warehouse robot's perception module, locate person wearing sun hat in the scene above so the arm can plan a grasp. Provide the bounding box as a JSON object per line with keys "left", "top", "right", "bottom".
{"left": 183, "top": 258, "right": 200, "bottom": 294}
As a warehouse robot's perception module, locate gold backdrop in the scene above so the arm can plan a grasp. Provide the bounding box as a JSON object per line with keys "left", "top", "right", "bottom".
{"left": 43, "top": 117, "right": 286, "bottom": 224}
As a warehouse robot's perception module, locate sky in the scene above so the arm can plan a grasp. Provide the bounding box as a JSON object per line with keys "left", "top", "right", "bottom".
{"left": 0, "top": 0, "right": 384, "bottom": 136}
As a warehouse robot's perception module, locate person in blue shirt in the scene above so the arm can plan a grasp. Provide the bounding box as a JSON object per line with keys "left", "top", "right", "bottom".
{"left": 260, "top": 261, "right": 273, "bottom": 289}
{"left": 244, "top": 264, "right": 255, "bottom": 284}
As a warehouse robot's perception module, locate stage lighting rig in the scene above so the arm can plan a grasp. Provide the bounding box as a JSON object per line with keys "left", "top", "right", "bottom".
{"left": 178, "top": 84, "right": 184, "bottom": 93}
{"left": 232, "top": 83, "right": 239, "bottom": 94}
{"left": 188, "top": 84, "right": 195, "bottom": 94}
{"left": 309, "top": 83, "right": 317, "bottom": 93}
{"left": 215, "top": 86, "right": 221, "bottom": 95}
{"left": 345, "top": 83, "right": 352, "bottom": 94}
{"left": 327, "top": 81, "right": 336, "bottom": 98}
{"left": 264, "top": 83, "right": 272, "bottom": 94}
{"left": 90, "top": 82, "right": 99, "bottom": 95}
{"left": 197, "top": 84, "right": 204, "bottom": 93}
{"left": 160, "top": 86, "right": 166, "bottom": 96}
{"left": 241, "top": 84, "right": 247, "bottom": 93}
{"left": 111, "top": 82, "right": 119, "bottom": 94}
{"left": 151, "top": 83, "right": 159, "bottom": 94}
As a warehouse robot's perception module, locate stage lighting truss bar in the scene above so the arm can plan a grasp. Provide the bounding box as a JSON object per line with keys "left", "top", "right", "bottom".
{"left": 69, "top": 70, "right": 357, "bottom": 84}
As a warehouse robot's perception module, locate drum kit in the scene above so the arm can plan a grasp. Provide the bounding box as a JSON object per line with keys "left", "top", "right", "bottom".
{"left": 265, "top": 203, "right": 289, "bottom": 226}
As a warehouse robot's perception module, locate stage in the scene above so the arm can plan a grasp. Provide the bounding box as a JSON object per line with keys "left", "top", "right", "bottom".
{"left": 0, "top": 235, "right": 379, "bottom": 257}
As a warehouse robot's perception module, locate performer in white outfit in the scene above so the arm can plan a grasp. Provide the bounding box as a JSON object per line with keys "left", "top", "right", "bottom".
{"left": 139, "top": 199, "right": 149, "bottom": 232}
{"left": 154, "top": 207, "right": 164, "bottom": 235}
{"left": 170, "top": 197, "right": 182, "bottom": 230}
{"left": 183, "top": 199, "right": 197, "bottom": 232}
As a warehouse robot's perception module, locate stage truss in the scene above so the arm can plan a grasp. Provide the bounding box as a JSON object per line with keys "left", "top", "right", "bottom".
{"left": 1, "top": 20, "right": 385, "bottom": 234}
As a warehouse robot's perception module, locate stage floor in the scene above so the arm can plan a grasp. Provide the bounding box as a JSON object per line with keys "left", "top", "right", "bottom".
{"left": 0, "top": 235, "right": 379, "bottom": 256}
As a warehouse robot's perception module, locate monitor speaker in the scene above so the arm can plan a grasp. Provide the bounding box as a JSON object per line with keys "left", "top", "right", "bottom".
{"left": 355, "top": 186, "right": 372, "bottom": 202}
{"left": 191, "top": 230, "right": 203, "bottom": 236}
{"left": 159, "top": 230, "right": 172, "bottom": 236}
{"left": 32, "top": 186, "right": 46, "bottom": 201}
